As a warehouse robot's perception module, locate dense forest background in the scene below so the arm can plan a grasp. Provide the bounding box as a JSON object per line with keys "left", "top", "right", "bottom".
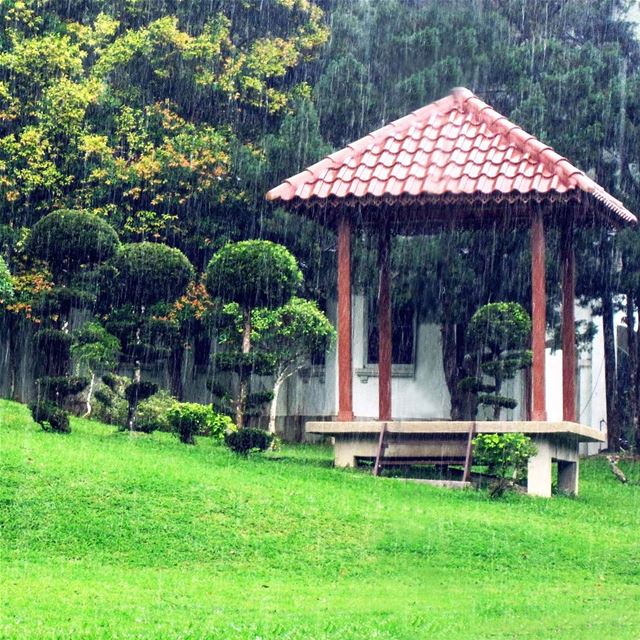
{"left": 1, "top": 0, "right": 639, "bottom": 447}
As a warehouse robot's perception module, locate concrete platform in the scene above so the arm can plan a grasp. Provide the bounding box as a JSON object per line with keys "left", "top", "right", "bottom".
{"left": 306, "top": 420, "right": 605, "bottom": 498}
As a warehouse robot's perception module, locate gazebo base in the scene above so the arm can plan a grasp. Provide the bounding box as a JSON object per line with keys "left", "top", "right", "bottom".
{"left": 305, "top": 420, "right": 606, "bottom": 498}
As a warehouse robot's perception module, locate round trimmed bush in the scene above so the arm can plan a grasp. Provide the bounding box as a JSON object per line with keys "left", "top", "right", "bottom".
{"left": 30, "top": 401, "right": 70, "bottom": 433}
{"left": 205, "top": 240, "right": 302, "bottom": 309}
{"left": 135, "top": 391, "right": 175, "bottom": 433}
{"left": 124, "top": 381, "right": 158, "bottom": 405}
{"left": 27, "top": 210, "right": 119, "bottom": 277}
{"left": 167, "top": 402, "right": 217, "bottom": 444}
{"left": 111, "top": 242, "right": 194, "bottom": 306}
{"left": 224, "top": 427, "right": 273, "bottom": 455}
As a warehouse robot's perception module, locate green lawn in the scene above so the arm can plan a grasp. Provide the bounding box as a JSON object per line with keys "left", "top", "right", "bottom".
{"left": 1, "top": 399, "right": 639, "bottom": 639}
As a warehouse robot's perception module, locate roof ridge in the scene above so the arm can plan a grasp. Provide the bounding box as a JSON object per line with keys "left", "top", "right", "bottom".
{"left": 458, "top": 91, "right": 585, "bottom": 190}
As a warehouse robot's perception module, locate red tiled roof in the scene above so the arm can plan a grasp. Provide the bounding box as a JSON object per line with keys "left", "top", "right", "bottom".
{"left": 266, "top": 87, "right": 637, "bottom": 225}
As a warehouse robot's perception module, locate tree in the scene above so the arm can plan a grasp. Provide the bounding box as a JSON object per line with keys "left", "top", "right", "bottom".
{"left": 205, "top": 240, "right": 302, "bottom": 427}
{"left": 254, "top": 297, "right": 335, "bottom": 434}
{"left": 106, "top": 242, "right": 194, "bottom": 395}
{"left": 24, "top": 210, "right": 120, "bottom": 340}
{"left": 464, "top": 302, "right": 532, "bottom": 420}
{"left": 71, "top": 321, "right": 120, "bottom": 417}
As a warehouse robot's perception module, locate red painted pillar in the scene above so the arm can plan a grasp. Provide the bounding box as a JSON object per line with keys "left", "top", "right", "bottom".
{"left": 337, "top": 213, "right": 353, "bottom": 421}
{"left": 378, "top": 226, "right": 392, "bottom": 421}
{"left": 561, "top": 222, "right": 577, "bottom": 422}
{"left": 531, "top": 210, "right": 547, "bottom": 421}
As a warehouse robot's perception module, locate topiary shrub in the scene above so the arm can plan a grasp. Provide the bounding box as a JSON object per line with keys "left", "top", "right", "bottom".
{"left": 463, "top": 302, "right": 532, "bottom": 420}
{"left": 135, "top": 390, "right": 175, "bottom": 433}
{"left": 166, "top": 402, "right": 228, "bottom": 444}
{"left": 34, "top": 329, "right": 73, "bottom": 377}
{"left": 111, "top": 242, "right": 194, "bottom": 307}
{"left": 29, "top": 400, "right": 70, "bottom": 433}
{"left": 472, "top": 432, "right": 537, "bottom": 497}
{"left": 124, "top": 380, "right": 158, "bottom": 431}
{"left": 224, "top": 427, "right": 273, "bottom": 455}
{"left": 26, "top": 210, "right": 120, "bottom": 279}
{"left": 37, "top": 376, "right": 90, "bottom": 400}
{"left": 204, "top": 240, "right": 302, "bottom": 428}
{"left": 205, "top": 240, "right": 302, "bottom": 310}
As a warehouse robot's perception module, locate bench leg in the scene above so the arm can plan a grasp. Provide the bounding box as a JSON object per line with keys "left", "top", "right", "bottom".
{"left": 334, "top": 440, "right": 357, "bottom": 468}
{"left": 527, "top": 440, "right": 552, "bottom": 497}
{"left": 557, "top": 459, "right": 579, "bottom": 496}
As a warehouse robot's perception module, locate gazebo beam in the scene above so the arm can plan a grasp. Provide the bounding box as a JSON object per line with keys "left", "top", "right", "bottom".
{"left": 531, "top": 210, "right": 547, "bottom": 421}
{"left": 378, "top": 225, "right": 392, "bottom": 421}
{"left": 561, "top": 220, "right": 577, "bottom": 422}
{"left": 337, "top": 213, "right": 353, "bottom": 421}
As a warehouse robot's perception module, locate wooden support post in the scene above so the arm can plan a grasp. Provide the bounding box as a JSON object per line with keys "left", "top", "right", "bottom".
{"left": 373, "top": 423, "right": 387, "bottom": 477}
{"left": 337, "top": 213, "right": 353, "bottom": 421}
{"left": 531, "top": 210, "right": 547, "bottom": 421}
{"left": 561, "top": 221, "right": 577, "bottom": 422}
{"left": 462, "top": 422, "right": 475, "bottom": 483}
{"left": 378, "top": 225, "right": 392, "bottom": 421}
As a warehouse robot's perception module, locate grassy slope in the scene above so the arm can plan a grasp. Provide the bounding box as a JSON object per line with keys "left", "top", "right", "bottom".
{"left": 1, "top": 399, "right": 639, "bottom": 640}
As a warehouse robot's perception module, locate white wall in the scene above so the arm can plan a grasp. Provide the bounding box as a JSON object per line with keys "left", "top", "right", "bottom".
{"left": 278, "top": 295, "right": 623, "bottom": 448}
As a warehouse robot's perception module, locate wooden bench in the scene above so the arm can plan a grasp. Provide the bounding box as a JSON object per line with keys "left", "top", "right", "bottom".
{"left": 305, "top": 420, "right": 605, "bottom": 497}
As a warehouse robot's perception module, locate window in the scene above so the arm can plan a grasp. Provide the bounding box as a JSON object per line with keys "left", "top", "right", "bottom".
{"left": 357, "top": 297, "right": 417, "bottom": 381}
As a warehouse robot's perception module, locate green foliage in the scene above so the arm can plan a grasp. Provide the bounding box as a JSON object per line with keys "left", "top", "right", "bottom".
{"left": 134, "top": 390, "right": 175, "bottom": 434}
{"left": 254, "top": 297, "right": 335, "bottom": 375}
{"left": 0, "top": 256, "right": 13, "bottom": 304}
{"left": 213, "top": 351, "right": 277, "bottom": 377}
{"left": 26, "top": 210, "right": 119, "bottom": 279}
{"left": 29, "top": 400, "right": 70, "bottom": 433}
{"left": 473, "top": 433, "right": 537, "bottom": 497}
{"left": 224, "top": 427, "right": 273, "bottom": 455}
{"left": 463, "top": 302, "right": 533, "bottom": 419}
{"left": 468, "top": 302, "right": 532, "bottom": 354}
{"left": 205, "top": 240, "right": 302, "bottom": 311}
{"left": 124, "top": 381, "right": 158, "bottom": 405}
{"left": 167, "top": 402, "right": 231, "bottom": 444}
{"left": 111, "top": 242, "right": 194, "bottom": 307}
{"left": 93, "top": 382, "right": 129, "bottom": 426}
{"left": 34, "top": 329, "right": 72, "bottom": 376}
{"left": 36, "top": 376, "right": 90, "bottom": 401}
{"left": 71, "top": 321, "right": 120, "bottom": 372}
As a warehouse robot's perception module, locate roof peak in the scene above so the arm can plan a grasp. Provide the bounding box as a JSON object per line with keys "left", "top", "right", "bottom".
{"left": 266, "top": 88, "right": 636, "bottom": 226}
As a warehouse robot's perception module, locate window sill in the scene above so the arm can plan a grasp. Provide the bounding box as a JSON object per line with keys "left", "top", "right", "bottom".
{"left": 356, "top": 364, "right": 415, "bottom": 382}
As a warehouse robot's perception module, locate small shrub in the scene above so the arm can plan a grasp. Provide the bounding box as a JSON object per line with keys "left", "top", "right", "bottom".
{"left": 124, "top": 381, "right": 158, "bottom": 405}
{"left": 135, "top": 391, "right": 175, "bottom": 433}
{"left": 37, "top": 376, "right": 90, "bottom": 401}
{"left": 29, "top": 401, "right": 70, "bottom": 433}
{"left": 224, "top": 428, "right": 273, "bottom": 455}
{"left": 209, "top": 412, "right": 236, "bottom": 440}
{"left": 93, "top": 385, "right": 128, "bottom": 426}
{"left": 473, "top": 432, "right": 537, "bottom": 497}
{"left": 167, "top": 402, "right": 215, "bottom": 444}
{"left": 93, "top": 374, "right": 129, "bottom": 426}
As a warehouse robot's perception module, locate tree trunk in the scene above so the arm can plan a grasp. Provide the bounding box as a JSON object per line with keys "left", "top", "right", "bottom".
{"left": 493, "top": 365, "right": 503, "bottom": 421}
{"left": 268, "top": 373, "right": 286, "bottom": 435}
{"left": 602, "top": 294, "right": 620, "bottom": 450}
{"left": 627, "top": 292, "right": 639, "bottom": 451}
{"left": 169, "top": 343, "right": 185, "bottom": 400}
{"left": 441, "top": 322, "right": 473, "bottom": 420}
{"left": 83, "top": 371, "right": 95, "bottom": 418}
{"left": 236, "top": 310, "right": 252, "bottom": 429}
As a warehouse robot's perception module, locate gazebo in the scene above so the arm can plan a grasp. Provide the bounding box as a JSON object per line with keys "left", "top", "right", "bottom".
{"left": 266, "top": 88, "right": 637, "bottom": 496}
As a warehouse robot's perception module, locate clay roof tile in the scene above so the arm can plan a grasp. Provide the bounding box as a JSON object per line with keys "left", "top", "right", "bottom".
{"left": 265, "top": 88, "right": 637, "bottom": 225}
